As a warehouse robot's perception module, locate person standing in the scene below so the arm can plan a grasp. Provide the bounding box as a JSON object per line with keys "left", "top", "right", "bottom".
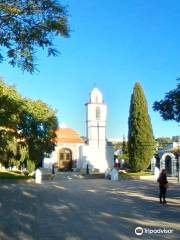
{"left": 157, "top": 169, "right": 168, "bottom": 204}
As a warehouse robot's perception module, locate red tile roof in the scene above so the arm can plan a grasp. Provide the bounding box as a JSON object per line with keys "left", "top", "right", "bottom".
{"left": 55, "top": 128, "right": 84, "bottom": 144}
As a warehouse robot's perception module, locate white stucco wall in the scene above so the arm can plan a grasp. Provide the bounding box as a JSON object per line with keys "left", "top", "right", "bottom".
{"left": 43, "top": 142, "right": 84, "bottom": 169}
{"left": 106, "top": 143, "right": 114, "bottom": 169}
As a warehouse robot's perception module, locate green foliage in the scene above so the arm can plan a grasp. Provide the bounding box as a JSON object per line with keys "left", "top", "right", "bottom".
{"left": 18, "top": 98, "right": 58, "bottom": 166}
{"left": 0, "top": 79, "right": 58, "bottom": 168}
{"left": 0, "top": 129, "right": 18, "bottom": 167}
{"left": 156, "top": 137, "right": 172, "bottom": 148}
{"left": 128, "top": 82, "right": 155, "bottom": 172}
{"left": 0, "top": 0, "right": 70, "bottom": 73}
{"left": 0, "top": 170, "right": 31, "bottom": 179}
{"left": 0, "top": 80, "right": 22, "bottom": 128}
{"left": 119, "top": 171, "right": 152, "bottom": 177}
{"left": 27, "top": 160, "right": 35, "bottom": 173}
{"left": 112, "top": 141, "right": 123, "bottom": 151}
{"left": 122, "top": 135, "right": 128, "bottom": 159}
{"left": 18, "top": 144, "right": 29, "bottom": 163}
{"left": 153, "top": 80, "right": 180, "bottom": 122}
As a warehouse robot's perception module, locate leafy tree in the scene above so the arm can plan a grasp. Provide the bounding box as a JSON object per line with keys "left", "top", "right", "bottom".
{"left": 0, "top": 128, "right": 18, "bottom": 167}
{"left": 18, "top": 99, "right": 58, "bottom": 167}
{"left": 156, "top": 137, "right": 172, "bottom": 148}
{"left": 0, "top": 80, "right": 22, "bottom": 128}
{"left": 113, "top": 141, "right": 123, "bottom": 151}
{"left": 0, "top": 79, "right": 58, "bottom": 168}
{"left": 0, "top": 0, "right": 70, "bottom": 73}
{"left": 153, "top": 81, "right": 180, "bottom": 122}
{"left": 26, "top": 160, "right": 36, "bottom": 173}
{"left": 128, "top": 82, "right": 155, "bottom": 172}
{"left": 16, "top": 143, "right": 29, "bottom": 168}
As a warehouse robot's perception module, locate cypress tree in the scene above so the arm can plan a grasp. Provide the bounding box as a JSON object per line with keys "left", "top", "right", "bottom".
{"left": 128, "top": 82, "right": 155, "bottom": 171}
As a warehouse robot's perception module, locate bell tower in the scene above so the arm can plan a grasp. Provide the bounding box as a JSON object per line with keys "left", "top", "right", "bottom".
{"left": 86, "top": 88, "right": 107, "bottom": 147}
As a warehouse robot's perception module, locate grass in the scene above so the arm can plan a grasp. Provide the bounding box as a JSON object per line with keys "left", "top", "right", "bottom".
{"left": 0, "top": 170, "right": 32, "bottom": 180}
{"left": 119, "top": 170, "right": 153, "bottom": 177}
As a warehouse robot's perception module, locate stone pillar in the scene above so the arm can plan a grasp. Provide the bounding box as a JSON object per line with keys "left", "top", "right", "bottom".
{"left": 160, "top": 159, "right": 165, "bottom": 171}
{"left": 172, "top": 160, "right": 177, "bottom": 176}
{"left": 151, "top": 157, "right": 156, "bottom": 173}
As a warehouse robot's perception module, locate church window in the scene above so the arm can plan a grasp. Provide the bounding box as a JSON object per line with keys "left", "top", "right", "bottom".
{"left": 96, "top": 107, "right": 100, "bottom": 120}
{"left": 95, "top": 96, "right": 98, "bottom": 103}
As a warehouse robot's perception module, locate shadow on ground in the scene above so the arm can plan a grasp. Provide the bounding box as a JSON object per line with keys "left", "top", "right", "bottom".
{"left": 0, "top": 179, "right": 179, "bottom": 240}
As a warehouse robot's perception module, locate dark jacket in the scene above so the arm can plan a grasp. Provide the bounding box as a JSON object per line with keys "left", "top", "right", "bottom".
{"left": 157, "top": 174, "right": 168, "bottom": 188}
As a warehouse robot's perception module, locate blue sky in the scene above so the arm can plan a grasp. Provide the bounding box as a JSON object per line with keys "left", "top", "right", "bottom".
{"left": 0, "top": 0, "right": 179, "bottom": 139}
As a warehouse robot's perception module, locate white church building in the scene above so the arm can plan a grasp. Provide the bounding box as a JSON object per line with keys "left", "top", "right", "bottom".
{"left": 43, "top": 88, "right": 114, "bottom": 173}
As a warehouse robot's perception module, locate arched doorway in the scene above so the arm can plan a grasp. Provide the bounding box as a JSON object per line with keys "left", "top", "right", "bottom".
{"left": 165, "top": 155, "right": 172, "bottom": 175}
{"left": 58, "top": 148, "right": 72, "bottom": 171}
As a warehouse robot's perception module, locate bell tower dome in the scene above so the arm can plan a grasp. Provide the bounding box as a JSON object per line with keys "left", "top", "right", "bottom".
{"left": 90, "top": 88, "right": 103, "bottom": 103}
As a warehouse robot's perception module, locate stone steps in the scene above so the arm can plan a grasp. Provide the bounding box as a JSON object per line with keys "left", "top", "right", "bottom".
{"left": 54, "top": 172, "right": 85, "bottom": 180}
{"left": 54, "top": 172, "right": 105, "bottom": 180}
{"left": 83, "top": 173, "right": 105, "bottom": 179}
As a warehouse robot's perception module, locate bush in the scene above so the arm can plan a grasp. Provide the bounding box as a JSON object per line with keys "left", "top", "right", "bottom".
{"left": 27, "top": 160, "right": 35, "bottom": 173}
{"left": 11, "top": 170, "right": 21, "bottom": 174}
{"left": 23, "top": 170, "right": 29, "bottom": 176}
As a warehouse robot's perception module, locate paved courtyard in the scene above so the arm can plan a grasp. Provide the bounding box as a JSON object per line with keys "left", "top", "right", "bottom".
{"left": 0, "top": 176, "right": 180, "bottom": 240}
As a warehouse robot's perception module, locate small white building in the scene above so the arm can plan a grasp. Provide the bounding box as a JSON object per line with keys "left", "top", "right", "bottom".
{"left": 43, "top": 88, "right": 114, "bottom": 173}
{"left": 151, "top": 138, "right": 180, "bottom": 176}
